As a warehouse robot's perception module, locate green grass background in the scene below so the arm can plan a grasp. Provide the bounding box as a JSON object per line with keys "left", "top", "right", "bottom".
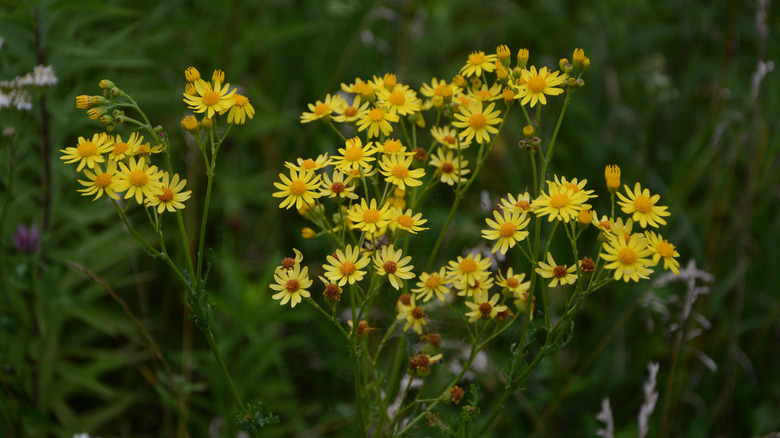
{"left": 1, "top": 0, "right": 778, "bottom": 436}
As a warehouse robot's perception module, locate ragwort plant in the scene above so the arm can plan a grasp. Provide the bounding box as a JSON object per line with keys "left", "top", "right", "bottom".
{"left": 60, "top": 69, "right": 276, "bottom": 434}
{"left": 275, "top": 46, "right": 681, "bottom": 436}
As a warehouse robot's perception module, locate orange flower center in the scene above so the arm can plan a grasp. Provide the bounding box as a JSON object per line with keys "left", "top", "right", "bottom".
{"left": 369, "top": 108, "right": 385, "bottom": 122}
{"left": 158, "top": 188, "right": 174, "bottom": 202}
{"left": 302, "top": 159, "right": 316, "bottom": 169}
{"left": 233, "top": 94, "right": 248, "bottom": 106}
{"left": 78, "top": 141, "right": 97, "bottom": 157}
{"left": 656, "top": 240, "right": 675, "bottom": 258}
{"left": 550, "top": 194, "right": 569, "bottom": 208}
{"left": 389, "top": 91, "right": 405, "bottom": 106}
{"left": 391, "top": 165, "right": 409, "bottom": 179}
{"left": 95, "top": 173, "right": 112, "bottom": 188}
{"left": 397, "top": 214, "right": 414, "bottom": 228}
{"left": 128, "top": 169, "right": 148, "bottom": 187}
{"left": 362, "top": 208, "right": 380, "bottom": 223}
{"left": 383, "top": 261, "right": 398, "bottom": 274}
{"left": 441, "top": 162, "right": 454, "bottom": 174}
{"left": 553, "top": 265, "right": 568, "bottom": 278}
{"left": 281, "top": 257, "right": 295, "bottom": 270}
{"left": 113, "top": 143, "right": 129, "bottom": 155}
{"left": 289, "top": 180, "right": 307, "bottom": 196}
{"left": 459, "top": 259, "right": 478, "bottom": 273}
{"left": 340, "top": 261, "right": 356, "bottom": 276}
{"left": 331, "top": 181, "right": 345, "bottom": 193}
{"left": 618, "top": 248, "right": 638, "bottom": 265}
{"left": 499, "top": 222, "right": 516, "bottom": 238}
{"left": 344, "top": 147, "right": 363, "bottom": 162}
{"left": 444, "top": 135, "right": 457, "bottom": 146}
{"left": 411, "top": 306, "right": 425, "bottom": 319}
{"left": 425, "top": 275, "right": 441, "bottom": 289}
{"left": 383, "top": 139, "right": 402, "bottom": 152}
{"left": 202, "top": 90, "right": 220, "bottom": 106}
{"left": 506, "top": 278, "right": 519, "bottom": 288}
{"left": 634, "top": 196, "right": 653, "bottom": 213}
{"left": 314, "top": 103, "right": 330, "bottom": 116}
{"left": 479, "top": 302, "right": 493, "bottom": 316}
{"left": 527, "top": 75, "right": 547, "bottom": 93}
{"left": 477, "top": 90, "right": 492, "bottom": 100}
{"left": 469, "top": 113, "right": 487, "bottom": 129}
{"left": 344, "top": 106, "right": 358, "bottom": 117}
{"left": 285, "top": 279, "right": 300, "bottom": 292}
{"left": 468, "top": 52, "right": 486, "bottom": 66}
{"left": 567, "top": 182, "right": 579, "bottom": 192}
{"left": 516, "top": 200, "right": 531, "bottom": 210}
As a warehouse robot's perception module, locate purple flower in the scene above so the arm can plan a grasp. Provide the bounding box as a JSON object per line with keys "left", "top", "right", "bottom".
{"left": 13, "top": 223, "right": 39, "bottom": 253}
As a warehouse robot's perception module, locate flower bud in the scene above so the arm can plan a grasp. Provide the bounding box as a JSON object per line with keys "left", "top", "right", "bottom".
{"left": 516, "top": 48, "right": 529, "bottom": 69}
{"left": 99, "top": 79, "right": 115, "bottom": 89}
{"left": 301, "top": 227, "right": 315, "bottom": 239}
{"left": 605, "top": 164, "right": 621, "bottom": 192}
{"left": 181, "top": 115, "right": 199, "bottom": 131}
{"left": 184, "top": 66, "right": 201, "bottom": 83}
{"left": 559, "top": 58, "right": 569, "bottom": 71}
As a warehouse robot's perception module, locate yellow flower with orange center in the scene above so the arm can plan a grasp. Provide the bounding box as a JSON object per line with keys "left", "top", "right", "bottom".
{"left": 600, "top": 233, "right": 655, "bottom": 282}
{"left": 412, "top": 267, "right": 450, "bottom": 302}
{"left": 347, "top": 198, "right": 392, "bottom": 236}
{"left": 300, "top": 93, "right": 347, "bottom": 123}
{"left": 513, "top": 65, "right": 567, "bottom": 107}
{"left": 378, "top": 154, "right": 425, "bottom": 190}
{"left": 269, "top": 264, "right": 313, "bottom": 308}
{"left": 481, "top": 209, "right": 531, "bottom": 255}
{"left": 60, "top": 132, "right": 114, "bottom": 171}
{"left": 535, "top": 252, "right": 578, "bottom": 288}
{"left": 452, "top": 101, "right": 502, "bottom": 144}
{"left": 114, "top": 156, "right": 164, "bottom": 205}
{"left": 272, "top": 169, "right": 322, "bottom": 210}
{"left": 322, "top": 244, "right": 371, "bottom": 286}
{"left": 373, "top": 244, "right": 415, "bottom": 290}
{"left": 460, "top": 50, "right": 498, "bottom": 77}
{"left": 356, "top": 106, "right": 399, "bottom": 138}
{"left": 145, "top": 172, "right": 192, "bottom": 214}
{"left": 616, "top": 182, "right": 671, "bottom": 228}
{"left": 77, "top": 161, "right": 120, "bottom": 201}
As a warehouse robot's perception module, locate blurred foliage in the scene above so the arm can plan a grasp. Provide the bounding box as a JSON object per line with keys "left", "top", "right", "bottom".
{"left": 1, "top": 0, "right": 778, "bottom": 436}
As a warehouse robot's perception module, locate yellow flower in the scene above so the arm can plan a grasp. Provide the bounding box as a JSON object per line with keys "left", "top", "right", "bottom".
{"left": 108, "top": 132, "right": 143, "bottom": 162}
{"left": 333, "top": 95, "right": 370, "bottom": 124}
{"left": 145, "top": 172, "right": 192, "bottom": 214}
{"left": 600, "top": 233, "right": 655, "bottom": 282}
{"left": 467, "top": 83, "right": 503, "bottom": 103}
{"left": 513, "top": 65, "right": 566, "bottom": 107}
{"left": 77, "top": 161, "right": 120, "bottom": 201}
{"left": 356, "top": 106, "right": 399, "bottom": 138}
{"left": 182, "top": 76, "right": 235, "bottom": 118}
{"left": 397, "top": 295, "right": 427, "bottom": 334}
{"left": 481, "top": 209, "right": 530, "bottom": 255}
{"left": 114, "top": 157, "right": 164, "bottom": 205}
{"left": 378, "top": 154, "right": 425, "bottom": 190}
{"left": 535, "top": 252, "right": 577, "bottom": 287}
{"left": 532, "top": 182, "right": 590, "bottom": 223}
{"left": 429, "top": 148, "right": 470, "bottom": 186}
{"left": 446, "top": 253, "right": 492, "bottom": 291}
{"left": 452, "top": 101, "right": 502, "bottom": 144}
{"left": 391, "top": 208, "right": 428, "bottom": 234}
{"left": 496, "top": 268, "right": 530, "bottom": 295}
{"left": 644, "top": 230, "right": 680, "bottom": 274}
{"left": 412, "top": 267, "right": 450, "bottom": 302}
{"left": 332, "top": 137, "right": 377, "bottom": 172}
{"left": 378, "top": 138, "right": 408, "bottom": 155}
{"left": 376, "top": 84, "right": 420, "bottom": 116}
{"left": 552, "top": 175, "right": 597, "bottom": 200}
{"left": 320, "top": 170, "right": 359, "bottom": 200}
{"left": 272, "top": 169, "right": 322, "bottom": 210}
{"left": 464, "top": 292, "right": 507, "bottom": 323}
{"left": 181, "top": 115, "right": 199, "bottom": 132}
{"left": 227, "top": 94, "right": 255, "bottom": 124}
{"left": 499, "top": 192, "right": 533, "bottom": 214}
{"left": 60, "top": 133, "right": 114, "bottom": 171}
{"left": 269, "top": 264, "right": 312, "bottom": 308}
{"left": 285, "top": 153, "right": 331, "bottom": 172}
{"left": 322, "top": 244, "right": 371, "bottom": 286}
{"left": 605, "top": 164, "right": 621, "bottom": 192}
{"left": 616, "top": 182, "right": 671, "bottom": 228}
{"left": 347, "top": 198, "right": 392, "bottom": 236}
{"left": 460, "top": 50, "right": 498, "bottom": 77}
{"left": 373, "top": 244, "right": 415, "bottom": 290}
{"left": 300, "top": 93, "right": 346, "bottom": 123}
{"left": 341, "top": 77, "right": 375, "bottom": 100}
{"left": 430, "top": 125, "right": 471, "bottom": 150}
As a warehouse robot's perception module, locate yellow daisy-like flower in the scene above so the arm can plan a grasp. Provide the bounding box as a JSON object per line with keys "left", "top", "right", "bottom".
{"left": 277, "top": 248, "right": 305, "bottom": 273}
{"left": 347, "top": 198, "right": 393, "bottom": 236}
{"left": 496, "top": 268, "right": 530, "bottom": 295}
{"left": 356, "top": 106, "right": 400, "bottom": 139}
{"left": 453, "top": 272, "right": 493, "bottom": 298}
{"left": 131, "top": 141, "right": 165, "bottom": 157}
{"left": 532, "top": 182, "right": 590, "bottom": 223}
{"left": 114, "top": 157, "right": 164, "bottom": 205}
{"left": 552, "top": 175, "right": 597, "bottom": 200}
{"left": 341, "top": 77, "right": 376, "bottom": 100}
{"left": 373, "top": 244, "right": 415, "bottom": 290}
{"left": 616, "top": 182, "right": 671, "bottom": 228}
{"left": 378, "top": 154, "right": 425, "bottom": 190}
{"left": 378, "top": 138, "right": 408, "bottom": 155}
{"left": 285, "top": 153, "right": 331, "bottom": 172}
{"left": 481, "top": 209, "right": 531, "bottom": 255}
{"left": 227, "top": 94, "right": 255, "bottom": 124}
{"left": 77, "top": 161, "right": 120, "bottom": 201}
{"left": 397, "top": 295, "right": 427, "bottom": 335}
{"left": 145, "top": 172, "right": 192, "bottom": 214}
{"left": 320, "top": 170, "right": 359, "bottom": 200}
{"left": 412, "top": 267, "right": 450, "bottom": 302}
{"left": 429, "top": 148, "right": 470, "bottom": 186}
{"left": 420, "top": 77, "right": 458, "bottom": 99}
{"left": 272, "top": 169, "right": 322, "bottom": 210}
{"left": 499, "top": 192, "right": 533, "bottom": 214}
{"left": 60, "top": 133, "right": 114, "bottom": 171}
{"left": 376, "top": 84, "right": 421, "bottom": 116}
{"left": 591, "top": 211, "right": 613, "bottom": 233}
{"left": 464, "top": 292, "right": 507, "bottom": 323}
{"left": 452, "top": 101, "right": 502, "bottom": 144}
{"left": 513, "top": 65, "right": 567, "bottom": 107}
{"left": 430, "top": 125, "right": 471, "bottom": 150}
{"left": 182, "top": 77, "right": 236, "bottom": 118}
{"left": 108, "top": 132, "right": 143, "bottom": 162}
{"left": 460, "top": 50, "right": 498, "bottom": 77}
{"left": 322, "top": 244, "right": 371, "bottom": 286}
{"left": 644, "top": 230, "right": 680, "bottom": 274}
{"left": 300, "top": 93, "right": 347, "bottom": 123}
{"left": 333, "top": 95, "right": 370, "bottom": 124}
{"left": 269, "top": 264, "right": 312, "bottom": 308}
{"left": 467, "top": 83, "right": 503, "bottom": 103}
{"left": 391, "top": 208, "right": 428, "bottom": 234}
{"left": 446, "top": 253, "right": 492, "bottom": 289}
{"left": 600, "top": 233, "right": 655, "bottom": 282}
{"left": 535, "top": 252, "right": 578, "bottom": 288}
{"left": 332, "top": 137, "right": 377, "bottom": 172}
